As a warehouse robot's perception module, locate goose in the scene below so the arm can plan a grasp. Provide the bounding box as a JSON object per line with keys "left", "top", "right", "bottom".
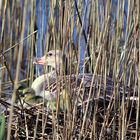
{"left": 22, "top": 50, "right": 135, "bottom": 110}
{"left": 22, "top": 50, "right": 76, "bottom": 109}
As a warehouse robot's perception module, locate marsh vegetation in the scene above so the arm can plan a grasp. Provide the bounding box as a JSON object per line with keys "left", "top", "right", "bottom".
{"left": 0, "top": 0, "right": 139, "bottom": 139}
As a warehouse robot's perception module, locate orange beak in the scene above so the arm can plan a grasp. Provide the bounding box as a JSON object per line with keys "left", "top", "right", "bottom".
{"left": 33, "top": 56, "right": 46, "bottom": 65}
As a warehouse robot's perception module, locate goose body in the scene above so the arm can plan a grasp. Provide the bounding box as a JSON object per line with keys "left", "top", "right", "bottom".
{"left": 31, "top": 72, "right": 57, "bottom": 100}
{"left": 23, "top": 50, "right": 135, "bottom": 109}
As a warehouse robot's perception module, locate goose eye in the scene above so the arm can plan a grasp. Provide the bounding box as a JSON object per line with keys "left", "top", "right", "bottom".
{"left": 48, "top": 52, "right": 52, "bottom": 56}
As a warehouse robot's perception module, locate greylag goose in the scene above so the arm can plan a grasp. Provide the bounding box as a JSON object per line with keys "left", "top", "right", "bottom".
{"left": 23, "top": 50, "right": 135, "bottom": 109}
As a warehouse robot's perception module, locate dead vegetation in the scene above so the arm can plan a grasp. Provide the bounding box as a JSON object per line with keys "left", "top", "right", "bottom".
{"left": 0, "top": 0, "right": 140, "bottom": 139}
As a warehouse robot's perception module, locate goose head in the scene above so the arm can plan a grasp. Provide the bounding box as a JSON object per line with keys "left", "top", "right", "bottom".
{"left": 34, "top": 50, "right": 64, "bottom": 71}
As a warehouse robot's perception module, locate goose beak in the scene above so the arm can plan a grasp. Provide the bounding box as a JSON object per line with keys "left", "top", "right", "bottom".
{"left": 33, "top": 56, "right": 46, "bottom": 65}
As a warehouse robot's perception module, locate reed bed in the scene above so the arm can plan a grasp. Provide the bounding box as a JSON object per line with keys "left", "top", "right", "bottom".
{"left": 0, "top": 0, "right": 139, "bottom": 139}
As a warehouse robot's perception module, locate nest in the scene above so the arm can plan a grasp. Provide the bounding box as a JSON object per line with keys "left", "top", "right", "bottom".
{"left": 0, "top": 91, "right": 138, "bottom": 139}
